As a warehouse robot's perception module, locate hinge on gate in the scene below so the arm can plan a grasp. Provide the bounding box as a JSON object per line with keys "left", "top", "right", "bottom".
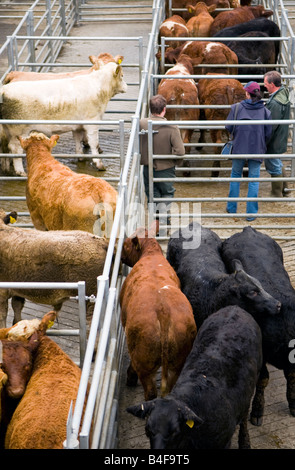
{"left": 139, "top": 130, "right": 159, "bottom": 135}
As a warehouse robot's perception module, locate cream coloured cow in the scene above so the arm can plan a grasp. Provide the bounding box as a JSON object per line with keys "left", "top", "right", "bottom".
{"left": 2, "top": 53, "right": 124, "bottom": 84}
{"left": 0, "top": 59, "right": 127, "bottom": 175}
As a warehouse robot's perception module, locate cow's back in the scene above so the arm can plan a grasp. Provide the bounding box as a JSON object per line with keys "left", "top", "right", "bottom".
{"left": 221, "top": 226, "right": 289, "bottom": 296}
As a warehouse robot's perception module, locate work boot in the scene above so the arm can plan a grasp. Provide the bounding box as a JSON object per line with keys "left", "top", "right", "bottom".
{"left": 282, "top": 166, "right": 291, "bottom": 197}
{"left": 270, "top": 175, "right": 283, "bottom": 197}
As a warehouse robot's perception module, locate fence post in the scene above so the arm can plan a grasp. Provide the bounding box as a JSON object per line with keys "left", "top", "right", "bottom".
{"left": 59, "top": 0, "right": 67, "bottom": 36}
{"left": 74, "top": 0, "right": 80, "bottom": 25}
{"left": 148, "top": 119, "right": 154, "bottom": 223}
{"left": 26, "top": 9, "right": 36, "bottom": 71}
{"left": 46, "top": 0, "right": 54, "bottom": 63}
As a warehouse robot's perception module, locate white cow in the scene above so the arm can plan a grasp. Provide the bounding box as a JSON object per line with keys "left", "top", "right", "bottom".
{"left": 0, "top": 60, "right": 127, "bottom": 175}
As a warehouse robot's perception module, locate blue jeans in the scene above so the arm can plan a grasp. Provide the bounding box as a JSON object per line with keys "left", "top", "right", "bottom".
{"left": 226, "top": 159, "right": 261, "bottom": 215}
{"left": 264, "top": 157, "right": 283, "bottom": 176}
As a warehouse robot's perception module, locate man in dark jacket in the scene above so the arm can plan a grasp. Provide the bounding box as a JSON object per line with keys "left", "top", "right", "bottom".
{"left": 140, "top": 94, "right": 185, "bottom": 203}
{"left": 263, "top": 71, "right": 291, "bottom": 197}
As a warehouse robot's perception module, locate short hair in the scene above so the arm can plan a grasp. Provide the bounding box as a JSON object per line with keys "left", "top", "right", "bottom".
{"left": 149, "top": 94, "right": 167, "bottom": 115}
{"left": 264, "top": 71, "right": 282, "bottom": 87}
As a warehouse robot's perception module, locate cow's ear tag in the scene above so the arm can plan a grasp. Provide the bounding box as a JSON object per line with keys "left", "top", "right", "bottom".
{"left": 9, "top": 216, "right": 16, "bottom": 224}
{"left": 118, "top": 58, "right": 122, "bottom": 64}
{"left": 188, "top": 7, "right": 192, "bottom": 12}
{"left": 186, "top": 420, "right": 194, "bottom": 428}
{"left": 54, "top": 141, "right": 57, "bottom": 147}
{"left": 47, "top": 320, "right": 55, "bottom": 329}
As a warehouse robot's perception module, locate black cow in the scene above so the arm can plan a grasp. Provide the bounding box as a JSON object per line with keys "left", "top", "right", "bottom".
{"left": 227, "top": 32, "right": 277, "bottom": 77}
{"left": 221, "top": 226, "right": 295, "bottom": 424}
{"left": 213, "top": 18, "right": 281, "bottom": 61}
{"left": 166, "top": 222, "right": 281, "bottom": 329}
{"left": 127, "top": 305, "right": 263, "bottom": 449}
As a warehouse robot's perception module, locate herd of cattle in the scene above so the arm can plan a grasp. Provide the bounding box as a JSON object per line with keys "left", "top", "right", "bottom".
{"left": 124, "top": 221, "right": 295, "bottom": 449}
{"left": 156, "top": 0, "right": 281, "bottom": 162}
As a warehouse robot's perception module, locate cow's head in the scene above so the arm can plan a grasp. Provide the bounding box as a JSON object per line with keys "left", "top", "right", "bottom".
{"left": 121, "top": 221, "right": 159, "bottom": 267}
{"left": 89, "top": 53, "right": 124, "bottom": 70}
{"left": 127, "top": 397, "right": 203, "bottom": 449}
{"left": 18, "top": 132, "right": 59, "bottom": 152}
{"left": 249, "top": 5, "right": 273, "bottom": 18}
{"left": 0, "top": 209, "right": 17, "bottom": 226}
{"left": 230, "top": 259, "right": 281, "bottom": 317}
{"left": 0, "top": 311, "right": 56, "bottom": 399}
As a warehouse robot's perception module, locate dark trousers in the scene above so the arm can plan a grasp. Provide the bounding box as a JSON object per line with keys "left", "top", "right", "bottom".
{"left": 143, "top": 165, "right": 175, "bottom": 202}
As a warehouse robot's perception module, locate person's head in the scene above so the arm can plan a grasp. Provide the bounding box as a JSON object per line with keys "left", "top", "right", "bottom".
{"left": 149, "top": 94, "right": 167, "bottom": 116}
{"left": 243, "top": 81, "right": 262, "bottom": 102}
{"left": 264, "top": 71, "right": 282, "bottom": 94}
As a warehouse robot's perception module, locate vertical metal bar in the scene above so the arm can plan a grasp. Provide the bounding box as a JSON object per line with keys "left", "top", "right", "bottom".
{"left": 26, "top": 10, "right": 36, "bottom": 71}
{"left": 138, "top": 36, "right": 143, "bottom": 82}
{"left": 77, "top": 281, "right": 87, "bottom": 367}
{"left": 119, "top": 120, "right": 125, "bottom": 169}
{"left": 7, "top": 36, "right": 15, "bottom": 71}
{"left": 74, "top": 0, "right": 80, "bottom": 25}
{"left": 46, "top": 0, "right": 54, "bottom": 62}
{"left": 59, "top": 0, "right": 67, "bottom": 36}
{"left": 148, "top": 119, "right": 154, "bottom": 222}
{"left": 160, "top": 36, "right": 165, "bottom": 75}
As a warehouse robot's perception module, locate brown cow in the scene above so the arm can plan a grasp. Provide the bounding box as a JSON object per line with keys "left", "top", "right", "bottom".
{"left": 209, "top": 5, "right": 273, "bottom": 36}
{"left": 4, "top": 311, "right": 90, "bottom": 449}
{"left": 159, "top": 15, "right": 189, "bottom": 48}
{"left": 165, "top": 0, "right": 239, "bottom": 20}
{"left": 157, "top": 55, "right": 200, "bottom": 152}
{"left": 0, "top": 314, "right": 54, "bottom": 399}
{"left": 18, "top": 132, "right": 117, "bottom": 236}
{"left": 0, "top": 313, "right": 55, "bottom": 447}
{"left": 197, "top": 74, "right": 246, "bottom": 174}
{"left": 3, "top": 53, "right": 124, "bottom": 84}
{"left": 120, "top": 222, "right": 197, "bottom": 400}
{"left": 186, "top": 2, "right": 216, "bottom": 37}
{"left": 162, "top": 40, "right": 238, "bottom": 75}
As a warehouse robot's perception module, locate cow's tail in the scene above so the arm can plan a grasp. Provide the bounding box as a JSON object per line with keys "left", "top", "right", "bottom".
{"left": 157, "top": 303, "right": 171, "bottom": 397}
{"left": 225, "top": 86, "right": 235, "bottom": 105}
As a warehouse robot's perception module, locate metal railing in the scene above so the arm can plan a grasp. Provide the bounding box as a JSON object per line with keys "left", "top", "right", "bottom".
{"left": 0, "top": 280, "right": 87, "bottom": 366}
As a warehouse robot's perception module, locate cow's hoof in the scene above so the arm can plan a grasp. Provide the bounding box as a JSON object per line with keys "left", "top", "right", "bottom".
{"left": 92, "top": 159, "right": 106, "bottom": 171}
{"left": 98, "top": 146, "right": 103, "bottom": 154}
{"left": 250, "top": 415, "right": 263, "bottom": 426}
{"left": 16, "top": 171, "right": 27, "bottom": 177}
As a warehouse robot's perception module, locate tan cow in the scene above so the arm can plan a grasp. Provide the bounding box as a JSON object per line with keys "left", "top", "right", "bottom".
{"left": 0, "top": 59, "right": 127, "bottom": 175}
{"left": 2, "top": 53, "right": 124, "bottom": 84}
{"left": 120, "top": 222, "right": 197, "bottom": 400}
{"left": 197, "top": 74, "right": 246, "bottom": 174}
{"left": 186, "top": 2, "right": 216, "bottom": 37}
{"left": 0, "top": 209, "right": 109, "bottom": 328}
{"left": 18, "top": 133, "right": 117, "bottom": 236}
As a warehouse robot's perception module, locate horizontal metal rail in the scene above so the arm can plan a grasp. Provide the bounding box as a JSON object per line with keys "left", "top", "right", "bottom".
{"left": 0, "top": 280, "right": 87, "bottom": 366}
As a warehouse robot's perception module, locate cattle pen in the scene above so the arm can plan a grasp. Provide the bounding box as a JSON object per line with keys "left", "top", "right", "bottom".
{"left": 2, "top": 0, "right": 295, "bottom": 451}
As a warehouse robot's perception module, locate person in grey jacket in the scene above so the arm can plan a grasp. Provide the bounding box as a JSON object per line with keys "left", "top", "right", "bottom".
{"left": 263, "top": 71, "right": 291, "bottom": 197}
{"left": 140, "top": 94, "right": 185, "bottom": 203}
